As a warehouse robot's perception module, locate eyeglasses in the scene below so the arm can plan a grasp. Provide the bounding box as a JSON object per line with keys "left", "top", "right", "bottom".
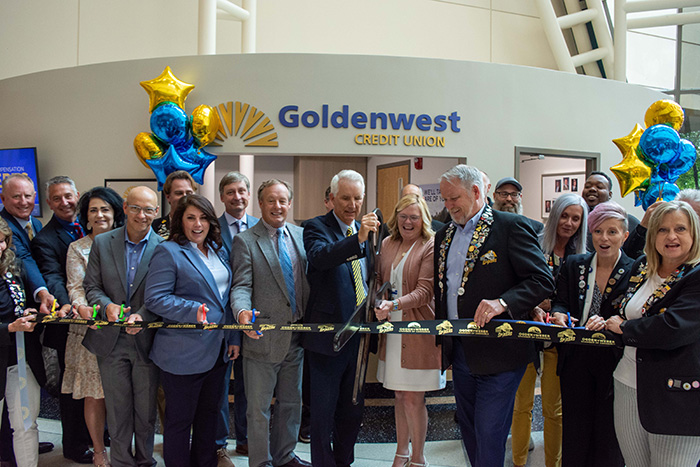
{"left": 126, "top": 205, "right": 157, "bottom": 216}
{"left": 397, "top": 214, "right": 421, "bottom": 222}
{"left": 494, "top": 191, "right": 521, "bottom": 199}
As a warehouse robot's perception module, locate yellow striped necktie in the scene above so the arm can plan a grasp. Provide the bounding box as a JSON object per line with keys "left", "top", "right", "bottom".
{"left": 25, "top": 223, "right": 34, "bottom": 240}
{"left": 346, "top": 227, "right": 366, "bottom": 306}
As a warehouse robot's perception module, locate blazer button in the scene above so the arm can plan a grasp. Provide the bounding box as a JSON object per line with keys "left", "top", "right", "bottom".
{"left": 402, "top": 344, "right": 406, "bottom": 348}
{"left": 637, "top": 357, "right": 643, "bottom": 362}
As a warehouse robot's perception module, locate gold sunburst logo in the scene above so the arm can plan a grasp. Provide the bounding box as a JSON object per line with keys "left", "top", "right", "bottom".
{"left": 211, "top": 101, "right": 279, "bottom": 147}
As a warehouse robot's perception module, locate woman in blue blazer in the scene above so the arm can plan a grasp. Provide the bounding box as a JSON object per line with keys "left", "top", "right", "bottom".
{"left": 145, "top": 194, "right": 238, "bottom": 467}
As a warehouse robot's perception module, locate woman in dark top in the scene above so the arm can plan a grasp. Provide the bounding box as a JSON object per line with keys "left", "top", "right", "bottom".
{"left": 551, "top": 201, "right": 634, "bottom": 466}
{"left": 0, "top": 218, "right": 40, "bottom": 467}
{"left": 607, "top": 201, "right": 700, "bottom": 466}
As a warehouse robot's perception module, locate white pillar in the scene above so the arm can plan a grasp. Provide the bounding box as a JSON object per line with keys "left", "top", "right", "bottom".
{"left": 239, "top": 155, "right": 255, "bottom": 214}
{"left": 242, "top": 0, "right": 257, "bottom": 53}
{"left": 614, "top": 0, "right": 627, "bottom": 82}
{"left": 198, "top": 0, "right": 217, "bottom": 202}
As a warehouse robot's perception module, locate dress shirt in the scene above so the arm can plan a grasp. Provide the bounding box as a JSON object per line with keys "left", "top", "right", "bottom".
{"left": 224, "top": 212, "right": 251, "bottom": 238}
{"left": 446, "top": 204, "right": 486, "bottom": 320}
{"left": 124, "top": 228, "right": 152, "bottom": 307}
{"left": 190, "top": 242, "right": 230, "bottom": 301}
{"left": 261, "top": 221, "right": 303, "bottom": 322}
{"left": 332, "top": 212, "right": 367, "bottom": 283}
{"left": 12, "top": 215, "right": 48, "bottom": 300}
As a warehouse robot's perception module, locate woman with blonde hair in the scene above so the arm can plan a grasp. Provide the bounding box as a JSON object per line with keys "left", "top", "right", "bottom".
{"left": 374, "top": 194, "right": 444, "bottom": 467}
{"left": 607, "top": 201, "right": 700, "bottom": 466}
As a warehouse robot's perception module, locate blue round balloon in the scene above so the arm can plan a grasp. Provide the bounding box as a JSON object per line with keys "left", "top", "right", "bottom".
{"left": 639, "top": 124, "right": 681, "bottom": 165}
{"left": 640, "top": 182, "right": 680, "bottom": 210}
{"left": 150, "top": 103, "right": 189, "bottom": 145}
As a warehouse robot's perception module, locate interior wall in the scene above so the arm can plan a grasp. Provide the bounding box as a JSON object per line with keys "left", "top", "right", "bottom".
{"left": 519, "top": 155, "right": 587, "bottom": 222}
{"left": 0, "top": 0, "right": 557, "bottom": 82}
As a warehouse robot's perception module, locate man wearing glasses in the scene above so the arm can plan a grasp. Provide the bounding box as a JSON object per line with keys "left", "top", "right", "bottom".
{"left": 493, "top": 177, "right": 543, "bottom": 234}
{"left": 83, "top": 186, "right": 164, "bottom": 467}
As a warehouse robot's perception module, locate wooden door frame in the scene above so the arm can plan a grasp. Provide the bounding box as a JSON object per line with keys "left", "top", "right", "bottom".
{"left": 376, "top": 159, "right": 411, "bottom": 206}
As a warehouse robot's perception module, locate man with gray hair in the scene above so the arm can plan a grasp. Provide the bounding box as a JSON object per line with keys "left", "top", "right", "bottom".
{"left": 31, "top": 175, "right": 93, "bottom": 462}
{"left": 217, "top": 170, "right": 256, "bottom": 462}
{"left": 303, "top": 169, "right": 379, "bottom": 466}
{"left": 434, "top": 165, "right": 553, "bottom": 466}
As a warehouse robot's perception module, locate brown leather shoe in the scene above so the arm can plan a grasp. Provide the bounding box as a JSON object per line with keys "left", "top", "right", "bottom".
{"left": 278, "top": 455, "right": 312, "bottom": 467}
{"left": 217, "top": 447, "right": 234, "bottom": 467}
{"left": 234, "top": 444, "right": 248, "bottom": 456}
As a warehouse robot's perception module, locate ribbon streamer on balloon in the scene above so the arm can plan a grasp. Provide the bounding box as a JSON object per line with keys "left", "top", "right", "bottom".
{"left": 611, "top": 100, "right": 697, "bottom": 210}
{"left": 133, "top": 67, "right": 220, "bottom": 190}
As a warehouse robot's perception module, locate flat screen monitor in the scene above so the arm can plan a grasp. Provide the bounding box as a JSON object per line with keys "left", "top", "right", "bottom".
{"left": 0, "top": 147, "right": 41, "bottom": 217}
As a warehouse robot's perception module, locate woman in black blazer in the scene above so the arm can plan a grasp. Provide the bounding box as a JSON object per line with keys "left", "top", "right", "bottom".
{"left": 0, "top": 218, "right": 41, "bottom": 466}
{"left": 551, "top": 201, "right": 634, "bottom": 467}
{"left": 607, "top": 201, "right": 700, "bottom": 466}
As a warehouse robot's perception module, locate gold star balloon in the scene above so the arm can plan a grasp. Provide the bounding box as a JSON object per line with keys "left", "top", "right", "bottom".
{"left": 140, "top": 66, "right": 195, "bottom": 113}
{"left": 611, "top": 123, "right": 651, "bottom": 197}
{"left": 644, "top": 99, "right": 684, "bottom": 131}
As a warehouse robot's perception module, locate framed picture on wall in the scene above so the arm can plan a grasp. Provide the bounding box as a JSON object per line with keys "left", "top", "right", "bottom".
{"left": 541, "top": 172, "right": 585, "bottom": 219}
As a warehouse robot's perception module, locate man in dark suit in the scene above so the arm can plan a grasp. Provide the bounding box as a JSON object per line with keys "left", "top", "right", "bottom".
{"left": 435, "top": 165, "right": 554, "bottom": 466}
{"left": 30, "top": 176, "right": 92, "bottom": 463}
{"left": 83, "top": 186, "right": 163, "bottom": 467}
{"left": 216, "top": 171, "right": 258, "bottom": 462}
{"left": 0, "top": 174, "right": 56, "bottom": 315}
{"left": 303, "top": 169, "right": 379, "bottom": 467}
{"left": 231, "top": 179, "right": 311, "bottom": 467}
{"left": 151, "top": 170, "right": 196, "bottom": 239}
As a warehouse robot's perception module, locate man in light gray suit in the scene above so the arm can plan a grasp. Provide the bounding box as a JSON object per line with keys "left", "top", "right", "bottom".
{"left": 217, "top": 171, "right": 258, "bottom": 462}
{"left": 83, "top": 186, "right": 163, "bottom": 467}
{"left": 231, "top": 179, "right": 311, "bottom": 467}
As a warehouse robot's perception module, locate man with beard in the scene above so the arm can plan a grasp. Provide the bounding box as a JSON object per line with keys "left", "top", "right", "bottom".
{"left": 493, "top": 177, "right": 543, "bottom": 235}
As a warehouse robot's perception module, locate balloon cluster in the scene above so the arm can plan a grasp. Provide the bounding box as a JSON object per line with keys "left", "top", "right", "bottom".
{"left": 611, "top": 100, "right": 697, "bottom": 210}
{"left": 133, "top": 67, "right": 220, "bottom": 190}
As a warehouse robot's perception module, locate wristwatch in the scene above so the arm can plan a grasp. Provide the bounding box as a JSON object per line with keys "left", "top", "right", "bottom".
{"left": 392, "top": 300, "right": 399, "bottom": 311}
{"left": 497, "top": 298, "right": 508, "bottom": 311}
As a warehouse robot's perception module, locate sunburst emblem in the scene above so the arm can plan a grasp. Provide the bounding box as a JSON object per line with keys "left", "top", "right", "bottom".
{"left": 211, "top": 101, "right": 279, "bottom": 147}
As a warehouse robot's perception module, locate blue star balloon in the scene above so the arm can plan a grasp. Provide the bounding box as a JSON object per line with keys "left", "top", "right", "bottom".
{"left": 146, "top": 146, "right": 199, "bottom": 191}
{"left": 179, "top": 146, "right": 217, "bottom": 185}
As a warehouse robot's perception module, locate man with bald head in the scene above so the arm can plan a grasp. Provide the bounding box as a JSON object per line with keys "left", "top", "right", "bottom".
{"left": 83, "top": 186, "right": 164, "bottom": 467}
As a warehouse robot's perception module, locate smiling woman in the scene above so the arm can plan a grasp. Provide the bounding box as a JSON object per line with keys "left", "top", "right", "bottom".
{"left": 606, "top": 201, "right": 700, "bottom": 466}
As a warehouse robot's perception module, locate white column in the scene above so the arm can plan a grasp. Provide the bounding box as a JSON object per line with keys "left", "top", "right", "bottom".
{"left": 198, "top": 0, "right": 217, "bottom": 202}
{"left": 614, "top": 0, "right": 627, "bottom": 82}
{"left": 239, "top": 155, "right": 255, "bottom": 214}
{"left": 242, "top": 0, "right": 257, "bottom": 53}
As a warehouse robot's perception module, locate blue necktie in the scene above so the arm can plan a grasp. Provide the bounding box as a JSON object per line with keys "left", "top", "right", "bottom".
{"left": 277, "top": 228, "right": 296, "bottom": 315}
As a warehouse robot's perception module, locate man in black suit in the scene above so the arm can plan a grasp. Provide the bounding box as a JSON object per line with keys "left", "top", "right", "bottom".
{"left": 435, "top": 165, "right": 554, "bottom": 466}
{"left": 303, "top": 169, "right": 378, "bottom": 467}
{"left": 31, "top": 176, "right": 92, "bottom": 463}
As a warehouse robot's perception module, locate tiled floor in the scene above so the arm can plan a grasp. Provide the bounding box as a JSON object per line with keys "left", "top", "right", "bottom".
{"left": 34, "top": 417, "right": 547, "bottom": 466}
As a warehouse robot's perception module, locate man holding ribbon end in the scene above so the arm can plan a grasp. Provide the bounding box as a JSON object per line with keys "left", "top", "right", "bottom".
{"left": 231, "top": 179, "right": 311, "bottom": 467}
{"left": 434, "top": 165, "right": 553, "bottom": 467}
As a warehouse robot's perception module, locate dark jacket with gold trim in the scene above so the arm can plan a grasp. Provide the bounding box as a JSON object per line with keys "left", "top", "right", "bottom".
{"left": 434, "top": 207, "right": 554, "bottom": 375}
{"left": 618, "top": 256, "right": 700, "bottom": 436}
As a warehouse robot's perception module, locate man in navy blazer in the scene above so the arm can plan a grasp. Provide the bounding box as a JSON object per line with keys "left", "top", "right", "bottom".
{"left": 0, "top": 173, "right": 55, "bottom": 314}
{"left": 303, "top": 170, "right": 379, "bottom": 467}
{"left": 83, "top": 186, "right": 163, "bottom": 467}
{"left": 216, "top": 171, "right": 258, "bottom": 460}
{"left": 435, "top": 165, "right": 554, "bottom": 467}
{"left": 30, "top": 176, "right": 92, "bottom": 463}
